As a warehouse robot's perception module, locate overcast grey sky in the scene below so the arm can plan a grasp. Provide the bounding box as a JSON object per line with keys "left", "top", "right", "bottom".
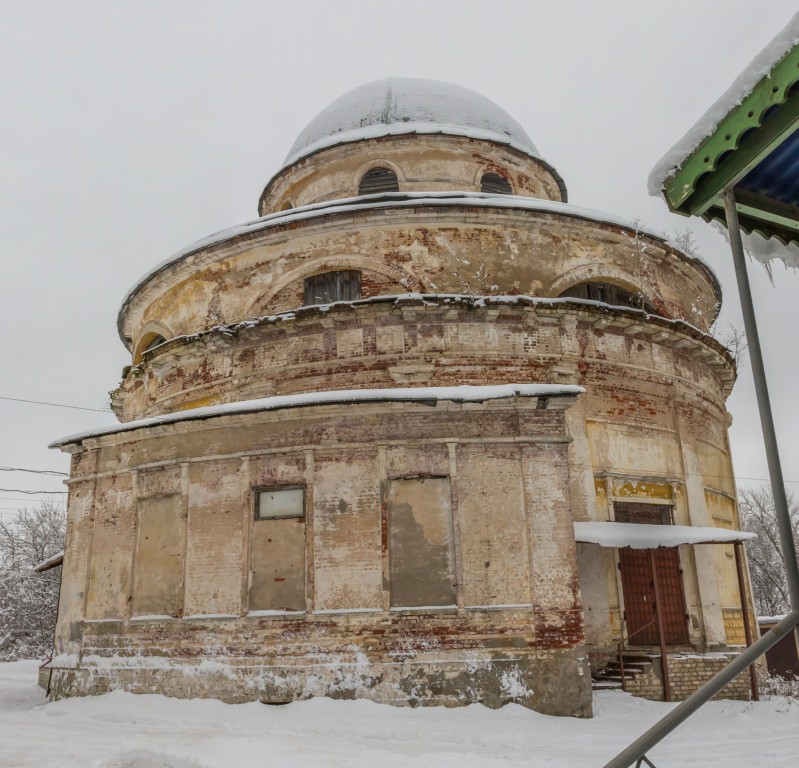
{"left": 1, "top": 1, "right": 797, "bottom": 509}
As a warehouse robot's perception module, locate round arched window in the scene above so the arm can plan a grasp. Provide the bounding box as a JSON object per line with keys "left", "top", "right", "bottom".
{"left": 480, "top": 172, "right": 512, "bottom": 195}
{"left": 359, "top": 167, "right": 399, "bottom": 195}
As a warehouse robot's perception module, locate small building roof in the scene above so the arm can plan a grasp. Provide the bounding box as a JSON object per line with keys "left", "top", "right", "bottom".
{"left": 650, "top": 13, "right": 799, "bottom": 264}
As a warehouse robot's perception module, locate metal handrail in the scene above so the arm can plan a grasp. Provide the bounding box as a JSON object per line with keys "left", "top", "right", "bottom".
{"left": 616, "top": 618, "right": 658, "bottom": 690}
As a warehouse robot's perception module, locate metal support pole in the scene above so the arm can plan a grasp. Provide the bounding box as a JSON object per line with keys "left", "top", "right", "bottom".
{"left": 723, "top": 188, "right": 799, "bottom": 609}
{"left": 734, "top": 542, "right": 759, "bottom": 701}
{"left": 648, "top": 549, "right": 671, "bottom": 702}
{"left": 602, "top": 186, "right": 799, "bottom": 766}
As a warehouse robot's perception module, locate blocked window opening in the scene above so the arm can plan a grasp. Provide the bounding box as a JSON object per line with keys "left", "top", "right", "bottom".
{"left": 388, "top": 477, "right": 456, "bottom": 608}
{"left": 358, "top": 167, "right": 399, "bottom": 195}
{"left": 132, "top": 494, "right": 185, "bottom": 617}
{"left": 480, "top": 172, "right": 512, "bottom": 194}
{"left": 558, "top": 281, "right": 656, "bottom": 314}
{"left": 249, "top": 486, "right": 306, "bottom": 612}
{"left": 304, "top": 270, "right": 361, "bottom": 306}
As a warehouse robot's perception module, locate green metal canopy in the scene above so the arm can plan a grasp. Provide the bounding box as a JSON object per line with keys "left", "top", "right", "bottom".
{"left": 656, "top": 32, "right": 799, "bottom": 247}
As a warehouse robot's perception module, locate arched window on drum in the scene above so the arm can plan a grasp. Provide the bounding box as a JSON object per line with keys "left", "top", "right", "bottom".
{"left": 358, "top": 167, "right": 399, "bottom": 195}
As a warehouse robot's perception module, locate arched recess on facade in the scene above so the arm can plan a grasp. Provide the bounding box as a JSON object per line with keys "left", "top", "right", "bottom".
{"left": 353, "top": 159, "right": 404, "bottom": 196}
{"left": 244, "top": 255, "right": 425, "bottom": 318}
{"left": 546, "top": 267, "right": 663, "bottom": 316}
{"left": 133, "top": 322, "right": 175, "bottom": 365}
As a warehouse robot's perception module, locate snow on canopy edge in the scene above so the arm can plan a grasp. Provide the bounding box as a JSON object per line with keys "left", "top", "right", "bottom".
{"left": 117, "top": 192, "right": 714, "bottom": 346}
{"left": 574, "top": 521, "right": 756, "bottom": 548}
{"left": 648, "top": 12, "right": 799, "bottom": 196}
{"left": 50, "top": 384, "right": 584, "bottom": 448}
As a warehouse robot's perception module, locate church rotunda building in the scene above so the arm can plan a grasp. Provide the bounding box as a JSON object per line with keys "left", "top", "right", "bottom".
{"left": 49, "top": 79, "right": 755, "bottom": 716}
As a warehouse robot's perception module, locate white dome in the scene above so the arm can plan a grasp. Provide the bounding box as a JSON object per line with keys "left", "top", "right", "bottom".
{"left": 284, "top": 78, "right": 542, "bottom": 167}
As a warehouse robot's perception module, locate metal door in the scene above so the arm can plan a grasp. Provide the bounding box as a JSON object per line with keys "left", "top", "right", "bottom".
{"left": 616, "top": 503, "right": 689, "bottom": 645}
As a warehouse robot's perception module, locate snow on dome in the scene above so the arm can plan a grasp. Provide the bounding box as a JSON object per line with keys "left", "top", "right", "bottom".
{"left": 649, "top": 12, "right": 799, "bottom": 196}
{"left": 284, "top": 78, "right": 542, "bottom": 167}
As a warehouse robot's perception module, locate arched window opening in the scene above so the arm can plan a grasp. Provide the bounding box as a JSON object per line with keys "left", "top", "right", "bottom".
{"left": 358, "top": 167, "right": 399, "bottom": 195}
{"left": 480, "top": 172, "right": 512, "bottom": 195}
{"left": 281, "top": 200, "right": 294, "bottom": 211}
{"left": 559, "top": 282, "right": 656, "bottom": 314}
{"left": 304, "top": 270, "right": 362, "bottom": 306}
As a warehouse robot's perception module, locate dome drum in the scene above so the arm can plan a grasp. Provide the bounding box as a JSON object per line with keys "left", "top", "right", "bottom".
{"left": 121, "top": 202, "right": 721, "bottom": 354}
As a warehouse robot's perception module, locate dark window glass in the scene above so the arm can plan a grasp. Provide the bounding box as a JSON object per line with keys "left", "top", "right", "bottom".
{"left": 480, "top": 172, "right": 512, "bottom": 195}
{"left": 304, "top": 270, "right": 362, "bottom": 306}
{"left": 359, "top": 167, "right": 399, "bottom": 195}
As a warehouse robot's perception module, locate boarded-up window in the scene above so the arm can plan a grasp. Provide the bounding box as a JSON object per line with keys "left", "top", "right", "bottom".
{"left": 388, "top": 477, "right": 455, "bottom": 608}
{"left": 304, "top": 270, "right": 361, "bottom": 306}
{"left": 249, "top": 487, "right": 306, "bottom": 612}
{"left": 132, "top": 494, "right": 185, "bottom": 617}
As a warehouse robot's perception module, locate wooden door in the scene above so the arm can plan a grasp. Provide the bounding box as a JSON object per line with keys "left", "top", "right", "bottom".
{"left": 616, "top": 503, "right": 689, "bottom": 645}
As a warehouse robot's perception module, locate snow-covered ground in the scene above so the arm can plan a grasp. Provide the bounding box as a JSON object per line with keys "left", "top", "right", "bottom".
{"left": 2, "top": 661, "right": 798, "bottom": 768}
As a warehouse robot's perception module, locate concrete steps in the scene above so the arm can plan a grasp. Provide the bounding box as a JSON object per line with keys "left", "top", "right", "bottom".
{"left": 592, "top": 654, "right": 655, "bottom": 690}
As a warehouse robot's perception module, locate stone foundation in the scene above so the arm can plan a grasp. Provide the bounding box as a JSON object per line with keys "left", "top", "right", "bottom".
{"left": 48, "top": 645, "right": 592, "bottom": 716}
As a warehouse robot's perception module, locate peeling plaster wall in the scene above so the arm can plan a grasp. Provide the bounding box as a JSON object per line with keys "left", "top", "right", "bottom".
{"left": 115, "top": 299, "right": 733, "bottom": 421}
{"left": 121, "top": 205, "right": 720, "bottom": 352}
{"left": 52, "top": 397, "right": 592, "bottom": 716}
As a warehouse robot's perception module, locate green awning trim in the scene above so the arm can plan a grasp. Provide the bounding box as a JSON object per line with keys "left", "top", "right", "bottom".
{"left": 663, "top": 44, "right": 799, "bottom": 242}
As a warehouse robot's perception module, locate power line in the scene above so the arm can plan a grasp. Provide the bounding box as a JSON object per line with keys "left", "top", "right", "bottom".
{"left": 0, "top": 466, "right": 68, "bottom": 477}
{"left": 0, "top": 395, "right": 111, "bottom": 413}
{"left": 0, "top": 488, "right": 67, "bottom": 495}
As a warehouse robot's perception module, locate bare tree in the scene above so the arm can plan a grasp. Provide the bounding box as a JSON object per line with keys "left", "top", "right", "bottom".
{"left": 738, "top": 486, "right": 799, "bottom": 616}
{"left": 0, "top": 502, "right": 66, "bottom": 660}
{"left": 452, "top": 256, "right": 500, "bottom": 296}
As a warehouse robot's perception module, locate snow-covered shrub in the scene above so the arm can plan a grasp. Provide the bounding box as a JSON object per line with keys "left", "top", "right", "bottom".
{"left": 758, "top": 669, "right": 799, "bottom": 701}
{"left": 0, "top": 502, "right": 66, "bottom": 661}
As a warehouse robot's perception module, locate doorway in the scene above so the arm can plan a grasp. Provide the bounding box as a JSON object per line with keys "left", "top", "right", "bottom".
{"left": 615, "top": 503, "right": 689, "bottom": 645}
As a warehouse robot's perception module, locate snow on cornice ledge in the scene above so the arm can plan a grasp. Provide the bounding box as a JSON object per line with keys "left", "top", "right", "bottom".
{"left": 648, "top": 12, "right": 799, "bottom": 196}
{"left": 50, "top": 384, "right": 584, "bottom": 448}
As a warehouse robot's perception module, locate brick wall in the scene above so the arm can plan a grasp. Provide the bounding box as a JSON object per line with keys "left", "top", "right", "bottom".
{"left": 624, "top": 653, "right": 753, "bottom": 701}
